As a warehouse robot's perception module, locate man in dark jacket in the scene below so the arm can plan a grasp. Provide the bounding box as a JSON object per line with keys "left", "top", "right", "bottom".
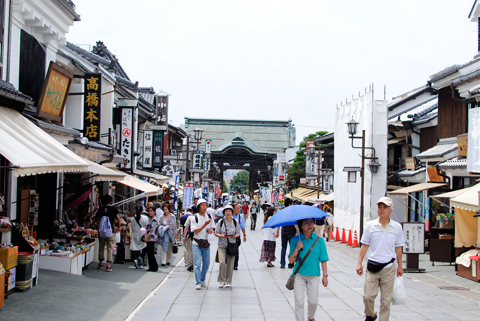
{"left": 280, "top": 198, "right": 296, "bottom": 269}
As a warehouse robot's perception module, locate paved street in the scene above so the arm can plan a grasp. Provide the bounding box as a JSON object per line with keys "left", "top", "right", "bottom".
{"left": 126, "top": 216, "right": 480, "bottom": 321}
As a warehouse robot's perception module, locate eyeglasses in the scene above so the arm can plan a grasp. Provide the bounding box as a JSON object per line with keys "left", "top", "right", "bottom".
{"left": 302, "top": 221, "right": 315, "bottom": 226}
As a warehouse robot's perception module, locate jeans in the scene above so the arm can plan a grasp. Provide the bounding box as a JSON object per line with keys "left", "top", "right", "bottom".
{"left": 192, "top": 243, "right": 210, "bottom": 285}
{"left": 280, "top": 234, "right": 294, "bottom": 267}
{"left": 250, "top": 214, "right": 257, "bottom": 230}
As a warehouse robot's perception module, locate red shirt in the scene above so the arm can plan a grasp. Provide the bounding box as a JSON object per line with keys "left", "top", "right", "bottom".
{"left": 242, "top": 205, "right": 249, "bottom": 214}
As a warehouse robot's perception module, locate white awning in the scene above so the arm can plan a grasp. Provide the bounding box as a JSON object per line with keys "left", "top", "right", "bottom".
{"left": 113, "top": 170, "right": 162, "bottom": 197}
{"left": 431, "top": 188, "right": 470, "bottom": 199}
{"left": 0, "top": 106, "right": 89, "bottom": 177}
{"left": 389, "top": 182, "right": 447, "bottom": 196}
{"left": 132, "top": 169, "right": 170, "bottom": 184}
{"left": 451, "top": 183, "right": 480, "bottom": 212}
{"left": 308, "top": 192, "right": 334, "bottom": 203}
{"left": 83, "top": 159, "right": 126, "bottom": 182}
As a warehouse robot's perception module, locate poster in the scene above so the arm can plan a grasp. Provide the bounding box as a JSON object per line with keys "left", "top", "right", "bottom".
{"left": 402, "top": 223, "right": 425, "bottom": 254}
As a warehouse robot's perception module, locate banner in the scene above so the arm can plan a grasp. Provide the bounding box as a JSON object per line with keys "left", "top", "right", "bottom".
{"left": 120, "top": 107, "right": 134, "bottom": 169}
{"left": 173, "top": 170, "right": 180, "bottom": 215}
{"left": 183, "top": 182, "right": 194, "bottom": 210}
{"left": 143, "top": 130, "right": 153, "bottom": 169}
{"left": 203, "top": 187, "right": 208, "bottom": 200}
{"left": 208, "top": 192, "right": 214, "bottom": 206}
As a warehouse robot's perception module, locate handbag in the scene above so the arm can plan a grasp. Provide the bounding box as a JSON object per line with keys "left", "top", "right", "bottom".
{"left": 286, "top": 236, "right": 320, "bottom": 291}
{"left": 172, "top": 243, "right": 178, "bottom": 254}
{"left": 194, "top": 238, "right": 210, "bottom": 248}
{"left": 223, "top": 219, "right": 239, "bottom": 256}
{"left": 367, "top": 258, "right": 395, "bottom": 273}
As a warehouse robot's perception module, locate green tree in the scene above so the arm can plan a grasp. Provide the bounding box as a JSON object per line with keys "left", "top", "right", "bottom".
{"left": 222, "top": 179, "right": 228, "bottom": 193}
{"left": 288, "top": 131, "right": 328, "bottom": 190}
{"left": 229, "top": 170, "right": 250, "bottom": 194}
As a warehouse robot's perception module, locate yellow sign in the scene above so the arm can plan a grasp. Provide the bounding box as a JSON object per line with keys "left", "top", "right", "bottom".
{"left": 457, "top": 133, "right": 468, "bottom": 157}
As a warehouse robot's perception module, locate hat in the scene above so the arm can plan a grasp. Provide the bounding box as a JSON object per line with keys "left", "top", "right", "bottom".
{"left": 197, "top": 199, "right": 208, "bottom": 206}
{"left": 223, "top": 205, "right": 234, "bottom": 214}
{"left": 377, "top": 197, "right": 393, "bottom": 207}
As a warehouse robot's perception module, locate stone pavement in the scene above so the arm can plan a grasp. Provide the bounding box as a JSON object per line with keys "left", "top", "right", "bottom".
{"left": 127, "top": 218, "right": 480, "bottom": 321}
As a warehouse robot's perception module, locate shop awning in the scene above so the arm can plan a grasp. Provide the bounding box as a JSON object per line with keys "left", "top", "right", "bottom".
{"left": 285, "top": 187, "right": 312, "bottom": 199}
{"left": 0, "top": 106, "right": 89, "bottom": 177}
{"left": 132, "top": 168, "right": 170, "bottom": 184}
{"left": 83, "top": 158, "right": 126, "bottom": 182}
{"left": 309, "top": 192, "right": 334, "bottom": 203}
{"left": 431, "top": 188, "right": 470, "bottom": 199}
{"left": 451, "top": 183, "right": 480, "bottom": 212}
{"left": 389, "top": 182, "right": 447, "bottom": 196}
{"left": 113, "top": 170, "right": 162, "bottom": 197}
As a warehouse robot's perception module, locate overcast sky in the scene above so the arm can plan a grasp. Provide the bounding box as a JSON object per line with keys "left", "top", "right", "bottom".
{"left": 68, "top": 0, "right": 477, "bottom": 144}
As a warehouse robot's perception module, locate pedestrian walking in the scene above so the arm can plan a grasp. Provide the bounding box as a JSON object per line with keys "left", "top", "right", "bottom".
{"left": 250, "top": 201, "right": 259, "bottom": 230}
{"left": 232, "top": 203, "right": 247, "bottom": 270}
{"left": 144, "top": 206, "right": 159, "bottom": 272}
{"left": 280, "top": 198, "right": 296, "bottom": 268}
{"left": 314, "top": 205, "right": 326, "bottom": 239}
{"left": 181, "top": 207, "right": 194, "bottom": 271}
{"left": 289, "top": 217, "right": 329, "bottom": 321}
{"left": 324, "top": 208, "right": 333, "bottom": 242}
{"left": 158, "top": 203, "right": 177, "bottom": 266}
{"left": 259, "top": 207, "right": 279, "bottom": 267}
{"left": 131, "top": 205, "right": 149, "bottom": 269}
{"left": 356, "top": 197, "right": 405, "bottom": 321}
{"left": 96, "top": 194, "right": 121, "bottom": 272}
{"left": 242, "top": 201, "right": 249, "bottom": 222}
{"left": 191, "top": 199, "right": 215, "bottom": 290}
{"left": 215, "top": 205, "right": 240, "bottom": 288}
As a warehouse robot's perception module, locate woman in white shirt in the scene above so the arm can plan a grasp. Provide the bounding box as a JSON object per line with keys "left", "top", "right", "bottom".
{"left": 259, "top": 207, "right": 278, "bottom": 267}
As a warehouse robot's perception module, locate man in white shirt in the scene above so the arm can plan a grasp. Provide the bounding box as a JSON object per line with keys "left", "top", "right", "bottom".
{"left": 356, "top": 197, "right": 405, "bottom": 321}
{"left": 190, "top": 199, "right": 215, "bottom": 290}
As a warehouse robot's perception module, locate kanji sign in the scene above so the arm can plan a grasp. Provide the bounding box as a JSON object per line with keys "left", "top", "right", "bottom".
{"left": 152, "top": 130, "right": 163, "bottom": 169}
{"left": 205, "top": 139, "right": 212, "bottom": 153}
{"left": 156, "top": 95, "right": 168, "bottom": 126}
{"left": 83, "top": 73, "right": 102, "bottom": 141}
{"left": 120, "top": 107, "right": 134, "bottom": 169}
{"left": 143, "top": 130, "right": 153, "bottom": 169}
{"left": 279, "top": 175, "right": 285, "bottom": 181}
{"left": 193, "top": 153, "right": 203, "bottom": 169}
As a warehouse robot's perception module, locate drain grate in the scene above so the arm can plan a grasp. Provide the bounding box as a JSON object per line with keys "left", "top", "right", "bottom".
{"left": 438, "top": 286, "right": 469, "bottom": 291}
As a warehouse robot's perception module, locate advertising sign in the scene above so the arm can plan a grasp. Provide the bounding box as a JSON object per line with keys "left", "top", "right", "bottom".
{"left": 193, "top": 153, "right": 203, "bottom": 169}
{"left": 143, "top": 130, "right": 153, "bottom": 169}
{"left": 120, "top": 107, "right": 134, "bottom": 169}
{"left": 153, "top": 130, "right": 163, "bottom": 169}
{"left": 83, "top": 73, "right": 102, "bottom": 141}
{"left": 402, "top": 222, "right": 425, "bottom": 254}
{"left": 205, "top": 139, "right": 212, "bottom": 153}
{"left": 156, "top": 95, "right": 168, "bottom": 126}
{"left": 183, "top": 182, "right": 195, "bottom": 209}
{"left": 279, "top": 175, "right": 285, "bottom": 181}
{"left": 278, "top": 193, "right": 284, "bottom": 205}
{"left": 173, "top": 170, "right": 180, "bottom": 215}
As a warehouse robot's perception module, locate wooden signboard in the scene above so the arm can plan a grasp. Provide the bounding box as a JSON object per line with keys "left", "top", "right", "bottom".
{"left": 405, "top": 157, "right": 416, "bottom": 170}
{"left": 457, "top": 133, "right": 468, "bottom": 157}
{"left": 427, "top": 166, "right": 445, "bottom": 183}
{"left": 37, "top": 62, "right": 73, "bottom": 122}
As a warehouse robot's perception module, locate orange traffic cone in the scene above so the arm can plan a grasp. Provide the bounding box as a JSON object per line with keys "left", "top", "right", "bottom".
{"left": 329, "top": 226, "right": 335, "bottom": 240}
{"left": 341, "top": 228, "right": 347, "bottom": 243}
{"left": 352, "top": 230, "right": 359, "bottom": 247}
{"left": 347, "top": 230, "right": 353, "bottom": 246}
{"left": 335, "top": 227, "right": 341, "bottom": 241}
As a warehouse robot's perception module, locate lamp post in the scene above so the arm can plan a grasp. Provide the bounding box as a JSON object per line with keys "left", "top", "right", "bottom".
{"left": 346, "top": 118, "right": 381, "bottom": 239}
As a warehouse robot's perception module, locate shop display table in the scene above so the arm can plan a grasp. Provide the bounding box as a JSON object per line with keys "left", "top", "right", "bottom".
{"left": 430, "top": 227, "right": 455, "bottom": 265}
{"left": 39, "top": 243, "right": 95, "bottom": 275}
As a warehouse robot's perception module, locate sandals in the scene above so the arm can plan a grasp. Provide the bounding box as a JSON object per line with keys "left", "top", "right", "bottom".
{"left": 266, "top": 263, "right": 274, "bottom": 268}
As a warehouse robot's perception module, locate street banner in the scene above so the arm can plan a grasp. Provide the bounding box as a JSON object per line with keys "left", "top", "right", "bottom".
{"left": 143, "top": 130, "right": 153, "bottom": 169}
{"left": 120, "top": 107, "right": 134, "bottom": 169}
{"left": 203, "top": 187, "right": 208, "bottom": 200}
{"left": 205, "top": 139, "right": 212, "bottom": 153}
{"left": 278, "top": 194, "right": 284, "bottom": 205}
{"left": 208, "top": 192, "right": 214, "bottom": 206}
{"left": 83, "top": 73, "right": 102, "bottom": 141}
{"left": 153, "top": 130, "right": 163, "bottom": 169}
{"left": 183, "top": 182, "right": 194, "bottom": 209}
{"left": 173, "top": 170, "right": 180, "bottom": 215}
{"left": 193, "top": 153, "right": 203, "bottom": 169}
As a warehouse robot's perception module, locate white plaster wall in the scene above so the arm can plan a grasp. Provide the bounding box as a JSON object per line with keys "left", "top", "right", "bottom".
{"left": 64, "top": 79, "right": 84, "bottom": 130}
{"left": 9, "top": 24, "right": 20, "bottom": 88}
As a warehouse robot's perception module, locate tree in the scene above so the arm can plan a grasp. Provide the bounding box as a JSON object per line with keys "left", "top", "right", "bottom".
{"left": 288, "top": 131, "right": 328, "bottom": 189}
{"left": 229, "top": 170, "right": 250, "bottom": 194}
{"left": 222, "top": 179, "right": 228, "bottom": 193}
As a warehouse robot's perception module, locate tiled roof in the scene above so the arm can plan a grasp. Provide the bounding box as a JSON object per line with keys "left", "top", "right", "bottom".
{"left": 416, "top": 137, "right": 458, "bottom": 159}
{"left": 430, "top": 65, "right": 461, "bottom": 82}
{"left": 413, "top": 110, "right": 437, "bottom": 126}
{"left": 139, "top": 87, "right": 156, "bottom": 105}
{"left": 0, "top": 80, "right": 34, "bottom": 105}
{"left": 438, "top": 158, "right": 467, "bottom": 169}
{"left": 388, "top": 96, "right": 437, "bottom": 122}
{"left": 452, "top": 68, "right": 480, "bottom": 87}
{"left": 387, "top": 85, "right": 437, "bottom": 111}
{"left": 56, "top": 0, "right": 81, "bottom": 21}
{"left": 396, "top": 167, "right": 425, "bottom": 177}
{"left": 24, "top": 114, "right": 81, "bottom": 137}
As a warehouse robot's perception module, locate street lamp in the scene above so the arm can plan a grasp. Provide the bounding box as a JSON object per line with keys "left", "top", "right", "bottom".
{"left": 345, "top": 118, "right": 381, "bottom": 240}
{"left": 193, "top": 126, "right": 204, "bottom": 141}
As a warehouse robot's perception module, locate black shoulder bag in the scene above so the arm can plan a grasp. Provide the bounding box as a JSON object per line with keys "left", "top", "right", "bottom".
{"left": 222, "top": 219, "right": 239, "bottom": 256}
{"left": 286, "top": 236, "right": 320, "bottom": 290}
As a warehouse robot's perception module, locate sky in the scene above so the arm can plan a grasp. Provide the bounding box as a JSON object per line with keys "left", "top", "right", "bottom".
{"left": 67, "top": 0, "right": 478, "bottom": 144}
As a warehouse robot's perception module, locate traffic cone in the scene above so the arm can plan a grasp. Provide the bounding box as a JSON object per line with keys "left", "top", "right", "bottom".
{"left": 329, "top": 226, "right": 335, "bottom": 240}
{"left": 352, "top": 230, "right": 359, "bottom": 247}
{"left": 341, "top": 228, "right": 347, "bottom": 243}
{"left": 347, "top": 230, "right": 353, "bottom": 246}
{"left": 335, "top": 227, "right": 341, "bottom": 241}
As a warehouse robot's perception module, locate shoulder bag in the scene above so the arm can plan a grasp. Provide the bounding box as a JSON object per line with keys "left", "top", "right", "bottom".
{"left": 286, "top": 236, "right": 320, "bottom": 290}
{"left": 222, "top": 219, "right": 239, "bottom": 256}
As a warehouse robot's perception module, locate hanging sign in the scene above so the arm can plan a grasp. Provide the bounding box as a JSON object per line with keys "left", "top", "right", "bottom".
{"left": 205, "top": 139, "right": 212, "bottom": 153}
{"left": 193, "top": 153, "right": 203, "bottom": 169}
{"left": 183, "top": 182, "right": 195, "bottom": 209}
{"left": 82, "top": 73, "right": 102, "bottom": 141}
{"left": 203, "top": 187, "right": 208, "bottom": 200}
{"left": 156, "top": 95, "right": 168, "bottom": 126}
{"left": 120, "top": 107, "right": 134, "bottom": 169}
{"left": 278, "top": 193, "right": 284, "bottom": 205}
{"left": 173, "top": 170, "right": 180, "bottom": 215}
{"left": 153, "top": 130, "right": 163, "bottom": 169}
{"left": 143, "top": 130, "right": 153, "bottom": 169}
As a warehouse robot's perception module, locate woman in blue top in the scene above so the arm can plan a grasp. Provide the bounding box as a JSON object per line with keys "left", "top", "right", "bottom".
{"left": 289, "top": 218, "right": 329, "bottom": 321}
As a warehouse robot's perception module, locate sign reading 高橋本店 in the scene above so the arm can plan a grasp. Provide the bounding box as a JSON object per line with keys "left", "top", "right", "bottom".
{"left": 121, "top": 107, "right": 134, "bottom": 169}
{"left": 37, "top": 62, "right": 73, "bottom": 122}
{"left": 83, "top": 73, "right": 102, "bottom": 141}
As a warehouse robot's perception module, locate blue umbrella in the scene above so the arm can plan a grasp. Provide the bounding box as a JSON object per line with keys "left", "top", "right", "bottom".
{"left": 262, "top": 205, "right": 330, "bottom": 229}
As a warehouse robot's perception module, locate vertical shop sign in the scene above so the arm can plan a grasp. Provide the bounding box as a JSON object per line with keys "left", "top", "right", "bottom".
{"left": 152, "top": 130, "right": 163, "bottom": 169}
{"left": 183, "top": 182, "right": 195, "bottom": 209}
{"left": 203, "top": 187, "right": 208, "bottom": 200}
{"left": 121, "top": 107, "right": 134, "bottom": 169}
{"left": 83, "top": 73, "right": 102, "bottom": 141}
{"left": 205, "top": 139, "right": 212, "bottom": 153}
{"left": 156, "top": 95, "right": 169, "bottom": 126}
{"left": 173, "top": 170, "right": 180, "bottom": 215}
{"left": 143, "top": 130, "right": 153, "bottom": 169}
{"left": 193, "top": 153, "right": 203, "bottom": 169}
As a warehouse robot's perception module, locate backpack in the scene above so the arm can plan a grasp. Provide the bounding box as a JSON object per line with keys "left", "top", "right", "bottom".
{"left": 99, "top": 215, "right": 112, "bottom": 238}
{"left": 194, "top": 213, "right": 212, "bottom": 224}
{"left": 220, "top": 218, "right": 237, "bottom": 229}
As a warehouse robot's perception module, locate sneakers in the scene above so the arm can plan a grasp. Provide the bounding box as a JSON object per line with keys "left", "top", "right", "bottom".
{"left": 201, "top": 282, "right": 206, "bottom": 287}
{"left": 133, "top": 259, "right": 139, "bottom": 269}
{"left": 365, "top": 315, "right": 377, "bottom": 321}
{"left": 280, "top": 265, "right": 285, "bottom": 269}
{"left": 219, "top": 282, "right": 225, "bottom": 288}
{"left": 106, "top": 266, "right": 112, "bottom": 272}
{"left": 225, "top": 283, "right": 231, "bottom": 288}
{"left": 138, "top": 264, "right": 144, "bottom": 269}
{"left": 196, "top": 284, "right": 202, "bottom": 290}
{"left": 98, "top": 263, "right": 104, "bottom": 269}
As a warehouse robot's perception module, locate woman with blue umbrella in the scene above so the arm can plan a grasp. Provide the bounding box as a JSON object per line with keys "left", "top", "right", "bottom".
{"left": 263, "top": 205, "right": 330, "bottom": 321}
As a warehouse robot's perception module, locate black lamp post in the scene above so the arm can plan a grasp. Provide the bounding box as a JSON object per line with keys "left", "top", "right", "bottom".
{"left": 346, "top": 118, "right": 381, "bottom": 240}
